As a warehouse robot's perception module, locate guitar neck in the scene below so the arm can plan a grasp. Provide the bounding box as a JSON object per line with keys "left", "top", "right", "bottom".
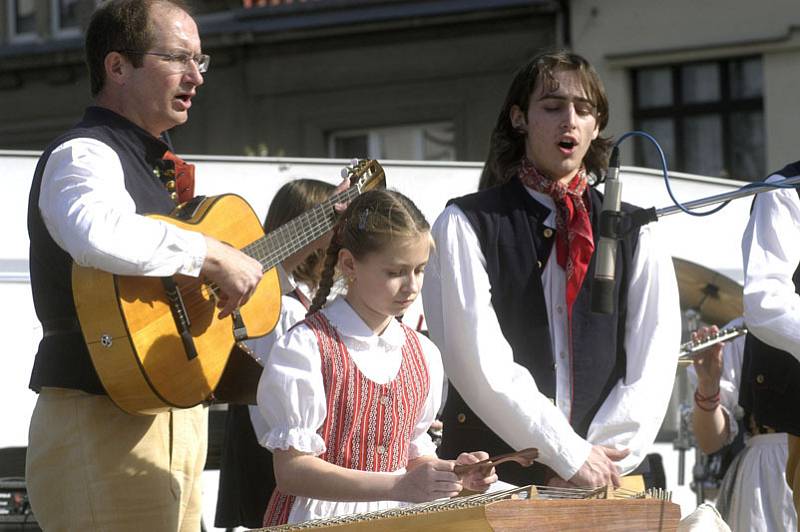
{"left": 243, "top": 186, "right": 361, "bottom": 270}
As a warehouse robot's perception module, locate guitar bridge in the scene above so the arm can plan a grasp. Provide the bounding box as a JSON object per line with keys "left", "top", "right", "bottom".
{"left": 162, "top": 277, "right": 199, "bottom": 360}
{"left": 231, "top": 309, "right": 248, "bottom": 341}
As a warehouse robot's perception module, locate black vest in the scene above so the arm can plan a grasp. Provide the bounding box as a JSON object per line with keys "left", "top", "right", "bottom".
{"left": 438, "top": 177, "right": 639, "bottom": 485}
{"left": 28, "top": 106, "right": 176, "bottom": 394}
{"left": 740, "top": 160, "right": 800, "bottom": 437}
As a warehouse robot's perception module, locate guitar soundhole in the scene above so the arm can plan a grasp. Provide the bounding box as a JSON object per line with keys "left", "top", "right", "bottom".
{"left": 100, "top": 334, "right": 113, "bottom": 348}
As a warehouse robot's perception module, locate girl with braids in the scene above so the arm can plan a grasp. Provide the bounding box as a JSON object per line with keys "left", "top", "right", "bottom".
{"left": 216, "top": 178, "right": 336, "bottom": 530}
{"left": 257, "top": 189, "right": 496, "bottom": 526}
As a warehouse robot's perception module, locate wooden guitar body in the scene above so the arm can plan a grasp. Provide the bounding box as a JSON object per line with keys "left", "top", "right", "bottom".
{"left": 72, "top": 160, "right": 385, "bottom": 415}
{"left": 72, "top": 194, "right": 281, "bottom": 415}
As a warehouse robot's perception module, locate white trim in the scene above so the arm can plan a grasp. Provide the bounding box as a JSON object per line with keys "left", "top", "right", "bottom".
{"left": 327, "top": 121, "right": 456, "bottom": 161}
{"left": 0, "top": 149, "right": 752, "bottom": 186}
{"left": 606, "top": 27, "right": 800, "bottom": 69}
{"left": 0, "top": 273, "right": 30, "bottom": 283}
{"left": 7, "top": 0, "right": 38, "bottom": 43}
{"left": 50, "top": 0, "right": 81, "bottom": 39}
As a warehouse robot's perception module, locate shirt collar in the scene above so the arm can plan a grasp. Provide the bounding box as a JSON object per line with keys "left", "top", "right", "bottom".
{"left": 321, "top": 296, "right": 406, "bottom": 350}
{"left": 524, "top": 186, "right": 558, "bottom": 228}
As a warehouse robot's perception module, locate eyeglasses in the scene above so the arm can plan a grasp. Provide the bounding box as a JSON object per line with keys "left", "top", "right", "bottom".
{"left": 120, "top": 50, "right": 210, "bottom": 74}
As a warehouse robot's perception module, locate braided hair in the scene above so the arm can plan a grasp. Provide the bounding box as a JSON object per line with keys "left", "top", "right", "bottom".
{"left": 307, "top": 189, "right": 430, "bottom": 316}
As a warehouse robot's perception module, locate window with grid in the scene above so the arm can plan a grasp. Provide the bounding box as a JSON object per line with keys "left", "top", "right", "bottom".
{"left": 632, "top": 57, "right": 765, "bottom": 181}
{"left": 9, "top": 0, "right": 37, "bottom": 40}
{"left": 329, "top": 122, "right": 456, "bottom": 161}
{"left": 51, "top": 0, "right": 81, "bottom": 36}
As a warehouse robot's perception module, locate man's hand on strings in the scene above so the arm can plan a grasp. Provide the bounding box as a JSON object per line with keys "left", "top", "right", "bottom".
{"left": 201, "top": 236, "right": 263, "bottom": 318}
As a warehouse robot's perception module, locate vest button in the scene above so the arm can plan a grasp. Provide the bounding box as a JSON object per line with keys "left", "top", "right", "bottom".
{"left": 166, "top": 180, "right": 176, "bottom": 191}
{"left": 457, "top": 413, "right": 466, "bottom": 423}
{"left": 537, "top": 260, "right": 543, "bottom": 269}
{"left": 380, "top": 395, "right": 390, "bottom": 406}
{"left": 170, "top": 192, "right": 179, "bottom": 202}
{"left": 543, "top": 228, "right": 554, "bottom": 238}
{"left": 376, "top": 445, "right": 386, "bottom": 454}
{"left": 756, "top": 374, "right": 765, "bottom": 384}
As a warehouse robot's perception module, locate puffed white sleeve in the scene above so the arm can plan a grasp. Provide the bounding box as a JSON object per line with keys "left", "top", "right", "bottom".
{"left": 256, "top": 322, "right": 327, "bottom": 455}
{"left": 246, "top": 294, "right": 310, "bottom": 366}
{"left": 247, "top": 294, "right": 313, "bottom": 442}
{"left": 407, "top": 332, "right": 444, "bottom": 460}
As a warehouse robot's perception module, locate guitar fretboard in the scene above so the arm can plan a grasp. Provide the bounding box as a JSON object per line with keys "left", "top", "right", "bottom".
{"left": 242, "top": 185, "right": 361, "bottom": 270}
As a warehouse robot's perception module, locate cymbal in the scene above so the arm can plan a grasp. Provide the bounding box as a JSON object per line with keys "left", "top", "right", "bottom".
{"left": 673, "top": 257, "right": 742, "bottom": 326}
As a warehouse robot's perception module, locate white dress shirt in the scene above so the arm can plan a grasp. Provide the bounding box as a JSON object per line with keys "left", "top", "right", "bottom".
{"left": 256, "top": 296, "right": 443, "bottom": 523}
{"left": 742, "top": 173, "right": 800, "bottom": 363}
{"left": 422, "top": 187, "right": 681, "bottom": 480}
{"left": 38, "top": 137, "right": 206, "bottom": 276}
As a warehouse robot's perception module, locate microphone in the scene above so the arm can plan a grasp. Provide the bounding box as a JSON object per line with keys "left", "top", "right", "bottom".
{"left": 591, "top": 146, "right": 622, "bottom": 314}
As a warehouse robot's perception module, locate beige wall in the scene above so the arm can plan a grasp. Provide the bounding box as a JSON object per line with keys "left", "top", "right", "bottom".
{"left": 570, "top": 0, "right": 800, "bottom": 172}
{"left": 0, "top": 7, "right": 555, "bottom": 161}
{"left": 175, "top": 16, "right": 553, "bottom": 159}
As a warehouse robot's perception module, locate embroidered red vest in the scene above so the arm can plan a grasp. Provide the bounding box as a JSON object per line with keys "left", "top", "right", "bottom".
{"left": 264, "top": 312, "right": 430, "bottom": 526}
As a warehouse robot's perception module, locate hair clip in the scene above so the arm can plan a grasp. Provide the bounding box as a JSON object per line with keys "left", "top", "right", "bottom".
{"left": 358, "top": 208, "right": 370, "bottom": 230}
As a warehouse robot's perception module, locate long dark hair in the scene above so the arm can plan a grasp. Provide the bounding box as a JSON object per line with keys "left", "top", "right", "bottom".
{"left": 479, "top": 49, "right": 612, "bottom": 190}
{"left": 307, "top": 189, "right": 430, "bottom": 316}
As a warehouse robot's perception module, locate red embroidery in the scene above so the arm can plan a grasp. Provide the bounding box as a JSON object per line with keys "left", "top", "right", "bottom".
{"left": 263, "top": 313, "right": 430, "bottom": 526}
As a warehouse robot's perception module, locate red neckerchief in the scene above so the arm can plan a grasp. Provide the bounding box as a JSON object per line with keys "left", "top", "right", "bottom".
{"left": 518, "top": 158, "right": 594, "bottom": 319}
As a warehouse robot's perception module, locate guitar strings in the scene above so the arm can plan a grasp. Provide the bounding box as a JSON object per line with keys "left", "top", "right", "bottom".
{"left": 166, "top": 165, "right": 373, "bottom": 320}
{"left": 250, "top": 185, "right": 361, "bottom": 270}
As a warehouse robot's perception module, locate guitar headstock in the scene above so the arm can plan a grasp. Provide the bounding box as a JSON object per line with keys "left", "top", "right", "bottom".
{"left": 340, "top": 159, "right": 386, "bottom": 193}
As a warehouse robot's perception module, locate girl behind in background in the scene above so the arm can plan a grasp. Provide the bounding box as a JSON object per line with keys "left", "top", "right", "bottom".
{"left": 258, "top": 189, "right": 496, "bottom": 525}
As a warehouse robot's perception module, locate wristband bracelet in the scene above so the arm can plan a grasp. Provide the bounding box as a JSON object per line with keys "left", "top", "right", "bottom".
{"left": 694, "top": 390, "right": 720, "bottom": 411}
{"left": 694, "top": 388, "right": 720, "bottom": 402}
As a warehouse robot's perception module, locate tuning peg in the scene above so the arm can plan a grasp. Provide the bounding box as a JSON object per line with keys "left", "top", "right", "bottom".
{"left": 340, "top": 167, "right": 350, "bottom": 179}
{"left": 350, "top": 158, "right": 360, "bottom": 167}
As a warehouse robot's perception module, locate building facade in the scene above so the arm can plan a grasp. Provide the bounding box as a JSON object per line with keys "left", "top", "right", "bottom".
{"left": 0, "top": 0, "right": 561, "bottom": 161}
{"left": 571, "top": 0, "right": 800, "bottom": 181}
{"left": 3, "top": 0, "right": 796, "bottom": 182}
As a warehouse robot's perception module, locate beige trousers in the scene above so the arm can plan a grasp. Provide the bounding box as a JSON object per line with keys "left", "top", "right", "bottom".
{"left": 25, "top": 388, "right": 207, "bottom": 532}
{"left": 789, "top": 434, "right": 800, "bottom": 532}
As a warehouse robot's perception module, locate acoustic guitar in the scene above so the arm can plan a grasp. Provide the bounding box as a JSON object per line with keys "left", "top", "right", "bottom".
{"left": 72, "top": 159, "right": 386, "bottom": 415}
